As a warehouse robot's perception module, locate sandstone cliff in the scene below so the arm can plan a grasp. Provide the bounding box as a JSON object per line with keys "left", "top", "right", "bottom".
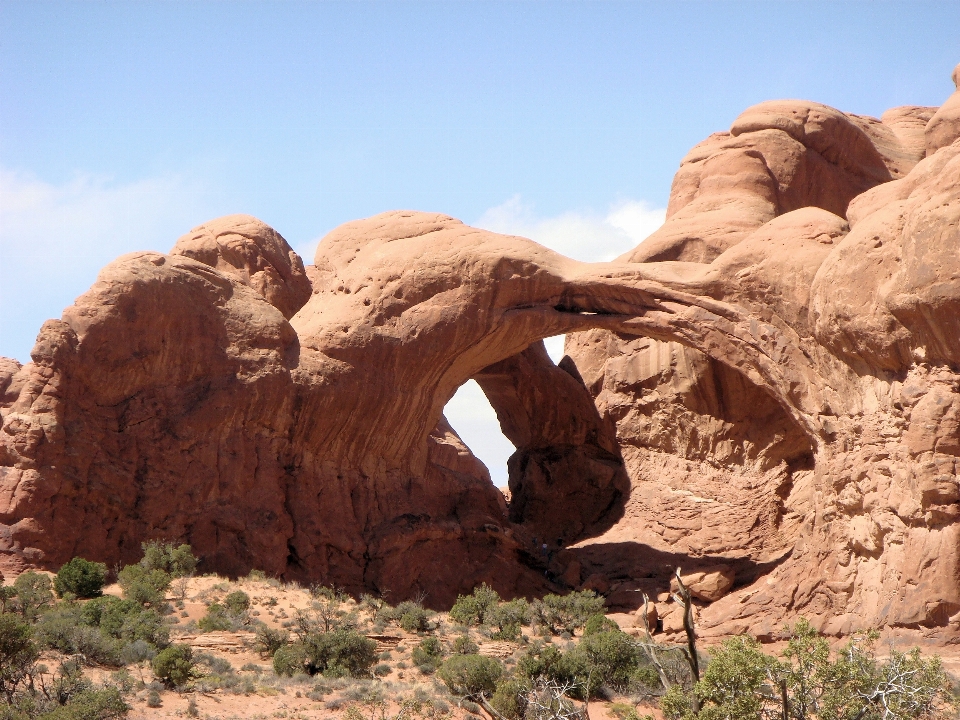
{"left": 2, "top": 65, "right": 958, "bottom": 635}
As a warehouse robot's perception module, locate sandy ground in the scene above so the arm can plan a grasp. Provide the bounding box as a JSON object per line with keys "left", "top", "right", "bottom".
{"left": 30, "top": 575, "right": 621, "bottom": 720}
{"left": 14, "top": 573, "right": 960, "bottom": 720}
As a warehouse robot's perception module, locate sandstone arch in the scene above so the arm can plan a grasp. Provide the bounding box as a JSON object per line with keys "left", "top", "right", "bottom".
{"left": 0, "top": 209, "right": 826, "bottom": 602}
{"left": 2, "top": 70, "right": 959, "bottom": 631}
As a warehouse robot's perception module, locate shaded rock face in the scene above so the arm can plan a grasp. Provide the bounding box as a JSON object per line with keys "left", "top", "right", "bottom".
{"left": 474, "top": 342, "right": 629, "bottom": 543}
{"left": 2, "top": 68, "right": 959, "bottom": 636}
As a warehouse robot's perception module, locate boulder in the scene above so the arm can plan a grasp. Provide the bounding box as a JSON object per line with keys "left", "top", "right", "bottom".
{"left": 581, "top": 573, "right": 611, "bottom": 595}
{"left": 632, "top": 601, "right": 658, "bottom": 632}
{"left": 171, "top": 214, "right": 312, "bottom": 319}
{"left": 670, "top": 567, "right": 736, "bottom": 602}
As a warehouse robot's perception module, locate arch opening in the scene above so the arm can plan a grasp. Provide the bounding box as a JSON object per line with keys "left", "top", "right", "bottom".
{"left": 443, "top": 379, "right": 516, "bottom": 489}
{"left": 441, "top": 335, "right": 569, "bottom": 491}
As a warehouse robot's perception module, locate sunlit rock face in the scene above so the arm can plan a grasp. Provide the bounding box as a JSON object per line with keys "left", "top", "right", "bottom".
{"left": 2, "top": 65, "right": 959, "bottom": 633}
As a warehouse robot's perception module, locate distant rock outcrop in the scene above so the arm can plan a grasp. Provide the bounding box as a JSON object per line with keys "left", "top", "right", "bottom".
{"left": 2, "top": 65, "right": 958, "bottom": 637}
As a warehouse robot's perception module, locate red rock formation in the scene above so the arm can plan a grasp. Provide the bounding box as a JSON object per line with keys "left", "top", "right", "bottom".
{"left": 565, "top": 69, "right": 960, "bottom": 636}
{"left": 1, "top": 66, "right": 958, "bottom": 638}
{"left": 2, "top": 209, "right": 801, "bottom": 601}
{"left": 474, "top": 342, "right": 628, "bottom": 543}
{"left": 625, "top": 98, "right": 929, "bottom": 264}
{"left": 170, "top": 214, "right": 313, "bottom": 320}
{"left": 925, "top": 64, "right": 960, "bottom": 155}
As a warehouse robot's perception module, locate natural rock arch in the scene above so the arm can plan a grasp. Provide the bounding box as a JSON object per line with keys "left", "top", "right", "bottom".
{"left": 0, "top": 210, "right": 823, "bottom": 602}
{"left": 2, "top": 67, "right": 959, "bottom": 631}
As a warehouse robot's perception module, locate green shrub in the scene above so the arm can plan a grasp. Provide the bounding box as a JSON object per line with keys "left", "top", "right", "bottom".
{"left": 197, "top": 603, "right": 232, "bottom": 632}
{"left": 77, "top": 596, "right": 122, "bottom": 629}
{"left": 223, "top": 591, "right": 250, "bottom": 614}
{"left": 560, "top": 629, "right": 642, "bottom": 696}
{"left": 0, "top": 612, "right": 39, "bottom": 701}
{"left": 146, "top": 690, "right": 162, "bottom": 707}
{"left": 488, "top": 598, "right": 530, "bottom": 640}
{"left": 34, "top": 608, "right": 122, "bottom": 666}
{"left": 532, "top": 591, "right": 604, "bottom": 635}
{"left": 151, "top": 644, "right": 194, "bottom": 688}
{"left": 304, "top": 628, "right": 378, "bottom": 677}
{"left": 453, "top": 635, "right": 479, "bottom": 655}
{"left": 517, "top": 641, "right": 562, "bottom": 680}
{"left": 34, "top": 605, "right": 84, "bottom": 653}
{"left": 583, "top": 613, "right": 620, "bottom": 636}
{"left": 54, "top": 558, "right": 107, "bottom": 600}
{"left": 254, "top": 626, "right": 289, "bottom": 657}
{"left": 38, "top": 686, "right": 128, "bottom": 719}
{"left": 382, "top": 600, "right": 431, "bottom": 633}
{"left": 273, "top": 642, "right": 310, "bottom": 677}
{"left": 79, "top": 596, "right": 169, "bottom": 649}
{"left": 609, "top": 701, "right": 642, "bottom": 720}
{"left": 373, "top": 663, "right": 391, "bottom": 677}
{"left": 0, "top": 586, "right": 17, "bottom": 614}
{"left": 119, "top": 639, "right": 156, "bottom": 666}
{"left": 659, "top": 620, "right": 952, "bottom": 720}
{"left": 633, "top": 664, "right": 662, "bottom": 691}
{"left": 72, "top": 626, "right": 122, "bottom": 666}
{"left": 139, "top": 541, "right": 197, "bottom": 578}
{"left": 490, "top": 677, "right": 529, "bottom": 720}
{"left": 400, "top": 608, "right": 430, "bottom": 633}
{"left": 116, "top": 565, "right": 170, "bottom": 607}
{"left": 438, "top": 654, "right": 503, "bottom": 698}
{"left": 113, "top": 607, "right": 168, "bottom": 649}
{"left": 491, "top": 622, "right": 520, "bottom": 641}
{"left": 12, "top": 572, "right": 54, "bottom": 621}
{"left": 412, "top": 637, "right": 444, "bottom": 673}
{"left": 274, "top": 629, "right": 376, "bottom": 678}
{"left": 195, "top": 652, "right": 232, "bottom": 676}
{"left": 691, "top": 635, "right": 770, "bottom": 720}
{"left": 449, "top": 584, "right": 501, "bottom": 626}
{"left": 309, "top": 584, "right": 345, "bottom": 602}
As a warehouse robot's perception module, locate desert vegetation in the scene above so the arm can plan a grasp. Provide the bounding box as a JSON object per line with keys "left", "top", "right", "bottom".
{"left": 0, "top": 547, "right": 955, "bottom": 720}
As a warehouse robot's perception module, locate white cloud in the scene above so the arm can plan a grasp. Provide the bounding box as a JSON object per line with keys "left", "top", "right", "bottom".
{"left": 0, "top": 168, "right": 210, "bottom": 362}
{"left": 474, "top": 194, "right": 665, "bottom": 263}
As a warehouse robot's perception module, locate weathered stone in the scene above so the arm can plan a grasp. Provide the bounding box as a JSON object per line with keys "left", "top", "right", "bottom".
{"left": 1, "top": 66, "right": 959, "bottom": 638}
{"left": 632, "top": 601, "right": 658, "bottom": 632}
{"left": 671, "top": 566, "right": 736, "bottom": 602}
{"left": 581, "top": 573, "right": 611, "bottom": 595}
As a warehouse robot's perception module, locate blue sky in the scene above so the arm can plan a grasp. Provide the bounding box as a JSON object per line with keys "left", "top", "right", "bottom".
{"left": 1, "top": 1, "right": 957, "bottom": 483}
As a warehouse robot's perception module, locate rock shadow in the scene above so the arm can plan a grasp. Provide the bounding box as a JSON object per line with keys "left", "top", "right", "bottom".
{"left": 565, "top": 540, "right": 792, "bottom": 612}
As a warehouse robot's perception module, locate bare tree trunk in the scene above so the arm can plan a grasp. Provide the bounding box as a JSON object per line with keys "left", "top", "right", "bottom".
{"left": 477, "top": 697, "right": 510, "bottom": 720}
{"left": 672, "top": 568, "right": 701, "bottom": 712}
{"left": 638, "top": 594, "right": 673, "bottom": 690}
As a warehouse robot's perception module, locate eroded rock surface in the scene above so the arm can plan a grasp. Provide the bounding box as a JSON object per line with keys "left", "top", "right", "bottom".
{"left": 2, "top": 67, "right": 959, "bottom": 636}
{"left": 565, "top": 68, "right": 960, "bottom": 635}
